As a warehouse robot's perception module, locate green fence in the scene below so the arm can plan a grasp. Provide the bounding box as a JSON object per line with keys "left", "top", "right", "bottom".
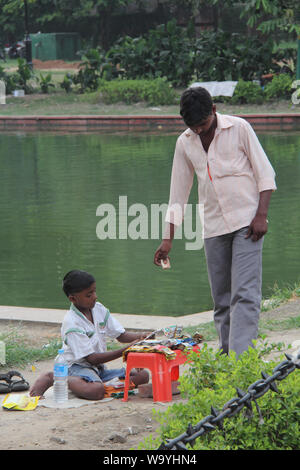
{"left": 30, "top": 33, "right": 81, "bottom": 61}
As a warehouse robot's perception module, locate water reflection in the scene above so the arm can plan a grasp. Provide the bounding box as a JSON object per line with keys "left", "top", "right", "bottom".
{"left": 0, "top": 130, "right": 299, "bottom": 315}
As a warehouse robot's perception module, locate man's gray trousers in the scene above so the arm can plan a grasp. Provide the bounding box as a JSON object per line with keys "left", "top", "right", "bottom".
{"left": 204, "top": 226, "right": 263, "bottom": 357}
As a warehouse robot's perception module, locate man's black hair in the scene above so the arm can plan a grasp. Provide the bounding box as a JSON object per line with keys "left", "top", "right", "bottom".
{"left": 62, "top": 270, "right": 95, "bottom": 297}
{"left": 180, "top": 87, "right": 213, "bottom": 127}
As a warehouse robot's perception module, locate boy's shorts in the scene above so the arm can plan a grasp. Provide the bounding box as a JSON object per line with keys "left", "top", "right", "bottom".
{"left": 68, "top": 363, "right": 126, "bottom": 383}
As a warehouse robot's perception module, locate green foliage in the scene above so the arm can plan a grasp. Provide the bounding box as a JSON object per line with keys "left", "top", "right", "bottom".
{"left": 38, "top": 72, "right": 55, "bottom": 94}
{"left": 72, "top": 47, "right": 119, "bottom": 93}
{"left": 107, "top": 19, "right": 194, "bottom": 87}
{"left": 60, "top": 73, "right": 74, "bottom": 93}
{"left": 139, "top": 342, "right": 300, "bottom": 450}
{"left": 0, "top": 59, "right": 35, "bottom": 94}
{"left": 15, "top": 58, "right": 36, "bottom": 94}
{"left": 99, "top": 78, "right": 177, "bottom": 106}
{"left": 231, "top": 79, "right": 265, "bottom": 104}
{"left": 0, "top": 328, "right": 62, "bottom": 367}
{"left": 193, "top": 31, "right": 274, "bottom": 82}
{"left": 0, "top": 0, "right": 137, "bottom": 48}
{"left": 264, "top": 73, "right": 294, "bottom": 100}
{"left": 105, "top": 24, "right": 276, "bottom": 86}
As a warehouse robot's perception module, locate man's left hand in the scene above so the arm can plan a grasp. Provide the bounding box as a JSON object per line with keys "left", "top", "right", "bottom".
{"left": 245, "top": 214, "right": 268, "bottom": 241}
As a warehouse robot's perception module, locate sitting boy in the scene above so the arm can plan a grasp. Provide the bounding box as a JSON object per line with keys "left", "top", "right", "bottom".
{"left": 30, "top": 270, "right": 149, "bottom": 400}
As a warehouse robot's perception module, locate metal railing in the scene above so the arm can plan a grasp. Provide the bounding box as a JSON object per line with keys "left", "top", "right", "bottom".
{"left": 158, "top": 350, "right": 300, "bottom": 450}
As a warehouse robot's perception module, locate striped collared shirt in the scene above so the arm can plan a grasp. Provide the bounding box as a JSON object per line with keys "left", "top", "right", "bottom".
{"left": 61, "top": 302, "right": 125, "bottom": 367}
{"left": 165, "top": 112, "right": 277, "bottom": 239}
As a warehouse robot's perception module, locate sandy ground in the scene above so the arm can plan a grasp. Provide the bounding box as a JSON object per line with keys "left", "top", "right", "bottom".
{"left": 0, "top": 299, "right": 300, "bottom": 452}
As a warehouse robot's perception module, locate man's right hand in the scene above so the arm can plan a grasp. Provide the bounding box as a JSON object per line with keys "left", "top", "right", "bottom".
{"left": 154, "top": 239, "right": 172, "bottom": 266}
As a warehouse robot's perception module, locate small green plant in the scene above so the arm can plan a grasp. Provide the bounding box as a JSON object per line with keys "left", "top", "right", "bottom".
{"left": 138, "top": 342, "right": 300, "bottom": 450}
{"left": 231, "top": 79, "right": 264, "bottom": 104}
{"left": 15, "top": 58, "right": 35, "bottom": 94}
{"left": 72, "top": 47, "right": 117, "bottom": 93}
{"left": 264, "top": 73, "right": 294, "bottom": 100}
{"left": 60, "top": 73, "right": 74, "bottom": 93}
{"left": 38, "top": 72, "right": 55, "bottom": 94}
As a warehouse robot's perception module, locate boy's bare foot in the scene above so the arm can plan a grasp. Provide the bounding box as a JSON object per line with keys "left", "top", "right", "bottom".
{"left": 29, "top": 372, "right": 54, "bottom": 398}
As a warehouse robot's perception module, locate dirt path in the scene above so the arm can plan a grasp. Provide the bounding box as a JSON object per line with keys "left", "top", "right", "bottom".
{"left": 0, "top": 299, "right": 299, "bottom": 451}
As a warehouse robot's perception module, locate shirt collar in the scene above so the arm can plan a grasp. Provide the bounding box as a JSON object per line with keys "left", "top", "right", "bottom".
{"left": 184, "top": 112, "right": 233, "bottom": 137}
{"left": 215, "top": 112, "right": 234, "bottom": 130}
{"left": 70, "top": 303, "right": 88, "bottom": 321}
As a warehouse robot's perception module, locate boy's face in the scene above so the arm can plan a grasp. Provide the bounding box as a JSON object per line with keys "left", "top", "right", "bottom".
{"left": 69, "top": 282, "right": 97, "bottom": 311}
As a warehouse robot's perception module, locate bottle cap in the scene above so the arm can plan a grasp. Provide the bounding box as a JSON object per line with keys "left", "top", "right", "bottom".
{"left": 58, "top": 349, "right": 64, "bottom": 354}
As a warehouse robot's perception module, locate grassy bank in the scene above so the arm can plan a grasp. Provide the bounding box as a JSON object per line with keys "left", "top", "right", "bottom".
{"left": 1, "top": 59, "right": 299, "bottom": 116}
{"left": 1, "top": 92, "right": 299, "bottom": 117}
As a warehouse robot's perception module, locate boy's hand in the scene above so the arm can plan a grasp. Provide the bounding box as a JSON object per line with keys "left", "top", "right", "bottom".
{"left": 139, "top": 332, "right": 150, "bottom": 340}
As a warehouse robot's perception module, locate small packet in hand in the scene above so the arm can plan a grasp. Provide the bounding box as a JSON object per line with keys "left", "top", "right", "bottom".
{"left": 161, "top": 258, "right": 171, "bottom": 270}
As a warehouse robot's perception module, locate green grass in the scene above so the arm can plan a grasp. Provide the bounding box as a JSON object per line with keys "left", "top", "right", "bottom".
{"left": 0, "top": 327, "right": 121, "bottom": 367}
{"left": 1, "top": 91, "right": 181, "bottom": 116}
{"left": 1, "top": 91, "right": 298, "bottom": 117}
{"left": 184, "top": 281, "right": 300, "bottom": 343}
{"left": 261, "top": 281, "right": 300, "bottom": 311}
{"left": 0, "top": 328, "right": 62, "bottom": 367}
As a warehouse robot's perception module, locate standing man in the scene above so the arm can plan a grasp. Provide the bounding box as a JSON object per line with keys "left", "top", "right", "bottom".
{"left": 154, "top": 87, "right": 276, "bottom": 357}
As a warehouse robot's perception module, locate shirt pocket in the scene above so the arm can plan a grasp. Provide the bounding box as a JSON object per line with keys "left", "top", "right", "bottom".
{"left": 212, "top": 150, "right": 248, "bottom": 178}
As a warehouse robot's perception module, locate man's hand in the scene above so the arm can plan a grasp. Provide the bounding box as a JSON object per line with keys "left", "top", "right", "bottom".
{"left": 246, "top": 190, "right": 272, "bottom": 241}
{"left": 245, "top": 214, "right": 268, "bottom": 241}
{"left": 154, "top": 239, "right": 172, "bottom": 266}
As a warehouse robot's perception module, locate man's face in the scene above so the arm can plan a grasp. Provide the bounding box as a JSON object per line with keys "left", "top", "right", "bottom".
{"left": 189, "top": 105, "right": 217, "bottom": 136}
{"left": 70, "top": 282, "right": 97, "bottom": 310}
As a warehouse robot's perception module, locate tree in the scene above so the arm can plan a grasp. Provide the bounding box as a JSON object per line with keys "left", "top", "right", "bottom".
{"left": 0, "top": 0, "right": 139, "bottom": 48}
{"left": 207, "top": 0, "right": 300, "bottom": 35}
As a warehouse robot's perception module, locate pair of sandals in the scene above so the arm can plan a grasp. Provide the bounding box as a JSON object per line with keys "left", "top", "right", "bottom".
{"left": 0, "top": 370, "right": 29, "bottom": 394}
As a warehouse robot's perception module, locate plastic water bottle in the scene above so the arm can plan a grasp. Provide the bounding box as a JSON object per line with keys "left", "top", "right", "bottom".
{"left": 53, "top": 349, "right": 68, "bottom": 404}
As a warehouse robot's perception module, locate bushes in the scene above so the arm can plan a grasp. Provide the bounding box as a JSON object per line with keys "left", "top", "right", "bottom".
{"left": 107, "top": 20, "right": 194, "bottom": 87}
{"left": 139, "top": 342, "right": 300, "bottom": 450}
{"left": 99, "top": 78, "right": 177, "bottom": 106}
{"left": 229, "top": 75, "right": 294, "bottom": 104}
{"left": 104, "top": 22, "right": 275, "bottom": 87}
{"left": 231, "top": 80, "right": 265, "bottom": 104}
{"left": 0, "top": 38, "right": 295, "bottom": 106}
{"left": 264, "top": 73, "right": 294, "bottom": 100}
{"left": 1, "top": 58, "right": 35, "bottom": 94}
{"left": 193, "top": 31, "right": 274, "bottom": 83}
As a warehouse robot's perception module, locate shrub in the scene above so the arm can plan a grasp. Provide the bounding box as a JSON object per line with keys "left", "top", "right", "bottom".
{"left": 231, "top": 79, "right": 264, "bottom": 104}
{"left": 0, "top": 59, "right": 36, "bottom": 94}
{"left": 139, "top": 342, "right": 300, "bottom": 450}
{"left": 72, "top": 47, "right": 118, "bottom": 93}
{"left": 193, "top": 32, "right": 274, "bottom": 82}
{"left": 99, "top": 78, "right": 177, "bottom": 106}
{"left": 38, "top": 72, "right": 55, "bottom": 94}
{"left": 107, "top": 20, "right": 194, "bottom": 87}
{"left": 15, "top": 58, "right": 35, "bottom": 94}
{"left": 264, "top": 73, "right": 294, "bottom": 100}
{"left": 60, "top": 73, "right": 74, "bottom": 93}
{"left": 107, "top": 26, "right": 274, "bottom": 86}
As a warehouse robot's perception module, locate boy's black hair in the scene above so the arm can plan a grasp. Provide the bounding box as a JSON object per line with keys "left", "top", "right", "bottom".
{"left": 62, "top": 270, "right": 95, "bottom": 297}
{"left": 180, "top": 87, "right": 213, "bottom": 127}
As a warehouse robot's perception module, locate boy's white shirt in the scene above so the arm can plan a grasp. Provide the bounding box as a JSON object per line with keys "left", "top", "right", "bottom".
{"left": 61, "top": 301, "right": 125, "bottom": 367}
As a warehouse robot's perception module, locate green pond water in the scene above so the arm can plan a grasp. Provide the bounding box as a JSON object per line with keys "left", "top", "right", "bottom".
{"left": 0, "top": 129, "right": 299, "bottom": 316}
